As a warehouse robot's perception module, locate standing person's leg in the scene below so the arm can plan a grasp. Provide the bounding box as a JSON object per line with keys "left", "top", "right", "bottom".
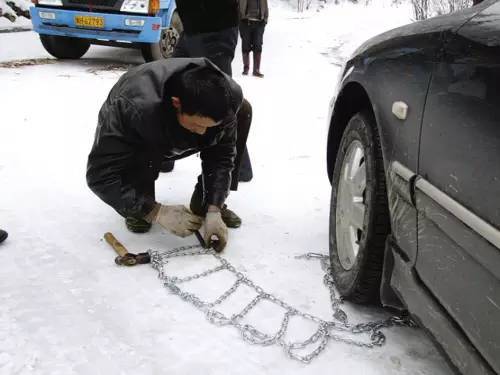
{"left": 203, "top": 27, "right": 238, "bottom": 76}
{"left": 247, "top": 22, "right": 257, "bottom": 72}
{"left": 252, "top": 22, "right": 266, "bottom": 78}
{"left": 239, "top": 21, "right": 252, "bottom": 75}
{"left": 175, "top": 29, "right": 237, "bottom": 76}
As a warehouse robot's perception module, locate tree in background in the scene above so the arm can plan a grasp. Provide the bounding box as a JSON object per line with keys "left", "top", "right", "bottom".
{"left": 411, "top": 0, "right": 474, "bottom": 20}
{"left": 0, "top": 0, "right": 31, "bottom": 21}
{"left": 412, "top": 0, "right": 429, "bottom": 20}
{"left": 291, "top": 0, "right": 481, "bottom": 15}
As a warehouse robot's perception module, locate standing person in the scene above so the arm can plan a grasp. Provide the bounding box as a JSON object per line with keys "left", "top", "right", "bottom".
{"left": 0, "top": 229, "right": 7, "bottom": 243}
{"left": 174, "top": 0, "right": 239, "bottom": 77}
{"left": 87, "top": 58, "right": 250, "bottom": 252}
{"left": 239, "top": 0, "right": 269, "bottom": 78}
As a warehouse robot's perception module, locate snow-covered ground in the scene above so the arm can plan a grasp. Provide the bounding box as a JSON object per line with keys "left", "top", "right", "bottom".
{"left": 0, "top": 1, "right": 454, "bottom": 374}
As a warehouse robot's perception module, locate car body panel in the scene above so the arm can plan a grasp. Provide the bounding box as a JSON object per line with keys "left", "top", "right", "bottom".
{"left": 326, "top": 1, "right": 500, "bottom": 373}
{"left": 334, "top": 27, "right": 442, "bottom": 265}
{"left": 416, "top": 2, "right": 500, "bottom": 372}
{"left": 353, "top": 2, "right": 488, "bottom": 59}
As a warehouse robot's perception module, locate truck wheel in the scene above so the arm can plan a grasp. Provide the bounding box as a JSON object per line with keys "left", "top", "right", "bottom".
{"left": 40, "top": 35, "right": 90, "bottom": 59}
{"left": 329, "top": 111, "right": 390, "bottom": 305}
{"left": 141, "top": 11, "right": 183, "bottom": 62}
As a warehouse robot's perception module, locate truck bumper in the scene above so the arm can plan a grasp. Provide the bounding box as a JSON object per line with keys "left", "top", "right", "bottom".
{"left": 30, "top": 7, "right": 161, "bottom": 43}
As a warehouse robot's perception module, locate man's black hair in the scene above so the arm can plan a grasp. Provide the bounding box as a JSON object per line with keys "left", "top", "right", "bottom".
{"left": 171, "top": 66, "right": 234, "bottom": 121}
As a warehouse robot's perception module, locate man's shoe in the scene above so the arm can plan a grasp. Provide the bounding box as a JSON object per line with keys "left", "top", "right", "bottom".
{"left": 220, "top": 205, "right": 242, "bottom": 228}
{"left": 0, "top": 229, "right": 8, "bottom": 243}
{"left": 125, "top": 217, "right": 152, "bottom": 233}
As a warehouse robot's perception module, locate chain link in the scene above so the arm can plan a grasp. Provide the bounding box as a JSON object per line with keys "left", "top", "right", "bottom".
{"left": 149, "top": 247, "right": 416, "bottom": 364}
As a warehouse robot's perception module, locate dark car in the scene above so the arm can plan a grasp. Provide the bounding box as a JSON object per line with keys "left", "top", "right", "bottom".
{"left": 326, "top": 1, "right": 500, "bottom": 374}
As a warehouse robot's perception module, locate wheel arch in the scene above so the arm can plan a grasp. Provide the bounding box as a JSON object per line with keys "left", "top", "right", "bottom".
{"left": 327, "top": 82, "right": 378, "bottom": 183}
{"left": 158, "top": 0, "right": 177, "bottom": 27}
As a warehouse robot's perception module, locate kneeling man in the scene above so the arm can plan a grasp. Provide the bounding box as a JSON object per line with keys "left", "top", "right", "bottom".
{"left": 86, "top": 58, "right": 251, "bottom": 252}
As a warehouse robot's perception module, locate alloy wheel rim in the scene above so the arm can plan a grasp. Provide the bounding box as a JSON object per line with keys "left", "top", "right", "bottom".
{"left": 335, "top": 140, "right": 367, "bottom": 271}
{"left": 160, "top": 27, "right": 180, "bottom": 58}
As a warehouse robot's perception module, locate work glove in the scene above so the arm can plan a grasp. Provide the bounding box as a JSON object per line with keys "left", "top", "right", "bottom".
{"left": 204, "top": 211, "right": 228, "bottom": 252}
{"left": 153, "top": 205, "right": 202, "bottom": 237}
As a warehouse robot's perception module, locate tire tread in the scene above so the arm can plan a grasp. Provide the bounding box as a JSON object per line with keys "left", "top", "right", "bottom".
{"left": 329, "top": 110, "right": 391, "bottom": 305}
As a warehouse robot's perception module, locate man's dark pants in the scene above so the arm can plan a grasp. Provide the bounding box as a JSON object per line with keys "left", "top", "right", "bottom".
{"left": 239, "top": 20, "right": 266, "bottom": 53}
{"left": 173, "top": 27, "right": 238, "bottom": 76}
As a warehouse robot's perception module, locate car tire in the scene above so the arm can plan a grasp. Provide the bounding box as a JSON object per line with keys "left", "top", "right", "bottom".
{"left": 40, "top": 35, "right": 90, "bottom": 59}
{"left": 141, "top": 11, "right": 183, "bottom": 62}
{"left": 329, "top": 111, "right": 390, "bottom": 304}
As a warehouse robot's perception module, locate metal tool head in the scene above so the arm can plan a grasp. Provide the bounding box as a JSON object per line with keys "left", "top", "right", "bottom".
{"left": 114, "top": 252, "right": 151, "bottom": 266}
{"left": 115, "top": 254, "right": 138, "bottom": 266}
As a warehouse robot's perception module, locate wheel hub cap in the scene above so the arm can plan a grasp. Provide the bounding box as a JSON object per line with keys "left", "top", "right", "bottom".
{"left": 336, "top": 140, "right": 367, "bottom": 271}
{"left": 159, "top": 27, "right": 180, "bottom": 58}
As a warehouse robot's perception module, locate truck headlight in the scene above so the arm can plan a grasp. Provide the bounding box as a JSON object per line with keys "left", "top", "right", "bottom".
{"left": 120, "top": 0, "right": 148, "bottom": 14}
{"left": 37, "top": 0, "right": 63, "bottom": 6}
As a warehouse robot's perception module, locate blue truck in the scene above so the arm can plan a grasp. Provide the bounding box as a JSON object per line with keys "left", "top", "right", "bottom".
{"left": 29, "top": 0, "right": 182, "bottom": 62}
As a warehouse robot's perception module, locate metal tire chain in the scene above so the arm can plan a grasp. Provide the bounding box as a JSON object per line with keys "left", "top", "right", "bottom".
{"left": 148, "top": 246, "right": 417, "bottom": 364}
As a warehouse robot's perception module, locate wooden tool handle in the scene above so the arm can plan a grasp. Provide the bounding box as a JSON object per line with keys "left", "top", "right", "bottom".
{"left": 104, "top": 232, "right": 129, "bottom": 257}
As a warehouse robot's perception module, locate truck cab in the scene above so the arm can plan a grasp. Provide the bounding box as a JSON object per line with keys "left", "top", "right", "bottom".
{"left": 29, "top": 0, "right": 182, "bottom": 62}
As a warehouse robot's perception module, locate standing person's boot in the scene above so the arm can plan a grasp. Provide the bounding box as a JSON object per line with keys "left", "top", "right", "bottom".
{"left": 252, "top": 52, "right": 264, "bottom": 78}
{"left": 0, "top": 229, "right": 8, "bottom": 243}
{"left": 242, "top": 52, "right": 250, "bottom": 75}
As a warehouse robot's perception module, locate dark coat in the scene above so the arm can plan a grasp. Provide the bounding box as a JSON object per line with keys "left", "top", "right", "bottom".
{"left": 239, "top": 0, "right": 269, "bottom": 22}
{"left": 86, "top": 58, "right": 243, "bottom": 219}
{"left": 176, "top": 0, "right": 239, "bottom": 35}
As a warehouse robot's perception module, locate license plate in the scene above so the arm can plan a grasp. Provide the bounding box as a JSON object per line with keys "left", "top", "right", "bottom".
{"left": 74, "top": 15, "right": 104, "bottom": 28}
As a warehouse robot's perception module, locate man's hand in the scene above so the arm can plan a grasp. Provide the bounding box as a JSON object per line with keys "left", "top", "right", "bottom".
{"left": 204, "top": 207, "right": 228, "bottom": 252}
{"left": 152, "top": 205, "right": 202, "bottom": 237}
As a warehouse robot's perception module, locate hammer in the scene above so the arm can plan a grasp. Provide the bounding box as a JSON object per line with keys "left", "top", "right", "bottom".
{"left": 104, "top": 229, "right": 215, "bottom": 266}
{"left": 104, "top": 232, "right": 151, "bottom": 266}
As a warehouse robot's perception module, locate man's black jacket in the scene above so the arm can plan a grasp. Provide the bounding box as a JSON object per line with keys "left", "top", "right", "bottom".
{"left": 175, "top": 0, "right": 239, "bottom": 35}
{"left": 86, "top": 58, "right": 243, "bottom": 219}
